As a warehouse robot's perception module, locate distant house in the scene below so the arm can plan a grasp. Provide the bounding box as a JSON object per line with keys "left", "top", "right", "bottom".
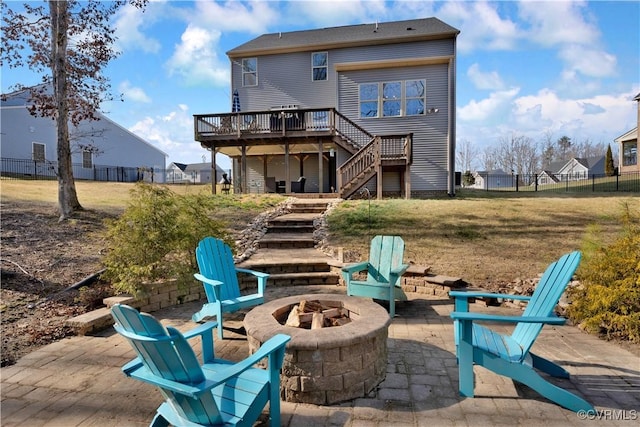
{"left": 614, "top": 93, "right": 639, "bottom": 174}
{"left": 553, "top": 156, "right": 605, "bottom": 181}
{"left": 1, "top": 86, "right": 167, "bottom": 182}
{"left": 536, "top": 170, "right": 560, "bottom": 186}
{"left": 471, "top": 169, "right": 513, "bottom": 190}
{"left": 193, "top": 17, "right": 460, "bottom": 198}
{"left": 166, "top": 162, "right": 228, "bottom": 184}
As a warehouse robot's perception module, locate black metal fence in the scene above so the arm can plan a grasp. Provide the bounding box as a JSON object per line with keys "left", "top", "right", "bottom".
{"left": 1, "top": 157, "right": 163, "bottom": 183}
{"left": 465, "top": 172, "right": 640, "bottom": 193}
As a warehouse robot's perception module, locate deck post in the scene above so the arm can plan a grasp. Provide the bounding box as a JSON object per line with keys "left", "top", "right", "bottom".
{"left": 284, "top": 140, "right": 290, "bottom": 193}
{"left": 240, "top": 143, "right": 246, "bottom": 194}
{"left": 318, "top": 138, "right": 323, "bottom": 194}
{"left": 211, "top": 147, "right": 217, "bottom": 195}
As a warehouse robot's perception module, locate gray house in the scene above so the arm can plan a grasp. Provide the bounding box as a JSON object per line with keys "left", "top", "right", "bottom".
{"left": 194, "top": 17, "right": 459, "bottom": 198}
{"left": 166, "top": 162, "right": 228, "bottom": 184}
{"left": 546, "top": 156, "right": 606, "bottom": 182}
{"left": 1, "top": 86, "right": 167, "bottom": 182}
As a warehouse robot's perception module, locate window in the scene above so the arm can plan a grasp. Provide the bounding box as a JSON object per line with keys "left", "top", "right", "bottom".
{"left": 312, "top": 52, "right": 328, "bottom": 81}
{"left": 242, "top": 58, "right": 257, "bottom": 86}
{"left": 405, "top": 80, "right": 425, "bottom": 115}
{"left": 623, "top": 141, "right": 637, "bottom": 166}
{"left": 82, "top": 150, "right": 93, "bottom": 169}
{"left": 359, "top": 83, "right": 378, "bottom": 118}
{"left": 32, "top": 142, "right": 45, "bottom": 162}
{"left": 382, "top": 82, "right": 401, "bottom": 117}
{"left": 359, "top": 79, "right": 426, "bottom": 118}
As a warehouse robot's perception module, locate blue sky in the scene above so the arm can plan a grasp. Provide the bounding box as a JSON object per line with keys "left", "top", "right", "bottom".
{"left": 2, "top": 0, "right": 639, "bottom": 171}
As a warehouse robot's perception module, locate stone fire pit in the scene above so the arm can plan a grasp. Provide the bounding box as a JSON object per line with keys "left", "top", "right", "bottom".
{"left": 243, "top": 293, "right": 391, "bottom": 405}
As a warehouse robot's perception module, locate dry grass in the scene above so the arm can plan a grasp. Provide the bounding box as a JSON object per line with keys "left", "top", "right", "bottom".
{"left": 327, "top": 192, "right": 640, "bottom": 286}
{"left": 2, "top": 179, "right": 638, "bottom": 287}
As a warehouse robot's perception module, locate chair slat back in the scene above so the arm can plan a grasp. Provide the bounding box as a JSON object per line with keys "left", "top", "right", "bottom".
{"left": 112, "top": 304, "right": 223, "bottom": 425}
{"left": 196, "top": 237, "right": 241, "bottom": 301}
{"left": 511, "top": 251, "right": 581, "bottom": 354}
{"left": 367, "top": 235, "right": 405, "bottom": 285}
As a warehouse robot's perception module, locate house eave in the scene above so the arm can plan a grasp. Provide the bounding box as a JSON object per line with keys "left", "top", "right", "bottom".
{"left": 614, "top": 126, "right": 637, "bottom": 143}
{"left": 227, "top": 33, "right": 458, "bottom": 58}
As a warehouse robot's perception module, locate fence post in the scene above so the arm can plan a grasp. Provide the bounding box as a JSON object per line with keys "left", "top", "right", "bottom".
{"left": 515, "top": 174, "right": 519, "bottom": 192}
{"left": 592, "top": 175, "right": 595, "bottom": 192}
{"left": 534, "top": 173, "right": 538, "bottom": 192}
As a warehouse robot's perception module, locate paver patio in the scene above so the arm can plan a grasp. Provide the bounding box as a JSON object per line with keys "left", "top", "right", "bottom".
{"left": 2, "top": 284, "right": 639, "bottom": 426}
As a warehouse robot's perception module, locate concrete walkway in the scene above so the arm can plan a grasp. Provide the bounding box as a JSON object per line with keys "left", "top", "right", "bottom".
{"left": 2, "top": 284, "right": 639, "bottom": 426}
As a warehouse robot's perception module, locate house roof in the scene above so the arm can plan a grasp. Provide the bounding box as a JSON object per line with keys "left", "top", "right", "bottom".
{"left": 552, "top": 156, "right": 605, "bottom": 173}
{"left": 170, "top": 162, "right": 227, "bottom": 175}
{"left": 227, "top": 17, "right": 459, "bottom": 57}
{"left": 615, "top": 126, "right": 637, "bottom": 143}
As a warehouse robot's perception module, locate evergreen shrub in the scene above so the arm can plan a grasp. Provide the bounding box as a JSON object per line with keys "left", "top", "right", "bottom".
{"left": 567, "top": 203, "right": 640, "bottom": 342}
{"left": 102, "top": 183, "right": 232, "bottom": 296}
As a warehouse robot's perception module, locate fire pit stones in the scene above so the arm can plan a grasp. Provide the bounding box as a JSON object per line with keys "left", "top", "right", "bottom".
{"left": 244, "top": 293, "right": 391, "bottom": 405}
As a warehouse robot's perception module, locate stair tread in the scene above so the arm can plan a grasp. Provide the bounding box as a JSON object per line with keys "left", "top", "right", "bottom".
{"left": 260, "top": 233, "right": 314, "bottom": 241}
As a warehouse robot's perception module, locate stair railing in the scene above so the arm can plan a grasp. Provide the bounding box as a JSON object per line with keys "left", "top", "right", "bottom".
{"left": 337, "top": 136, "right": 380, "bottom": 194}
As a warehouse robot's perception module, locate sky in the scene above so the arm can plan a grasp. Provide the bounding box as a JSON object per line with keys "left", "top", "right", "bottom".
{"left": 2, "top": 0, "right": 639, "bottom": 171}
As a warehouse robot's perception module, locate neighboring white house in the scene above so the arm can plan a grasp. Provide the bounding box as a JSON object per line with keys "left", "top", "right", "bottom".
{"left": 552, "top": 156, "right": 605, "bottom": 182}
{"left": 1, "top": 86, "right": 167, "bottom": 182}
{"left": 166, "top": 162, "right": 228, "bottom": 184}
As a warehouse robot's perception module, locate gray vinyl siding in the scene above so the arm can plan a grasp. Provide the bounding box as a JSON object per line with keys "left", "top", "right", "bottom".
{"left": 240, "top": 154, "right": 326, "bottom": 193}
{"left": 231, "top": 38, "right": 453, "bottom": 111}
{"left": 230, "top": 36, "right": 455, "bottom": 194}
{"left": 338, "top": 63, "right": 450, "bottom": 192}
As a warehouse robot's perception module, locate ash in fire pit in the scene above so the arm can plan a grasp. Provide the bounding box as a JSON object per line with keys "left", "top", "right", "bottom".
{"left": 275, "top": 299, "right": 352, "bottom": 329}
{"left": 244, "top": 294, "right": 391, "bottom": 405}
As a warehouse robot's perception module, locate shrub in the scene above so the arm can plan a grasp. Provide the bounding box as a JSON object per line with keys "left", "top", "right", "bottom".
{"left": 567, "top": 203, "right": 640, "bottom": 342}
{"left": 102, "top": 183, "right": 232, "bottom": 296}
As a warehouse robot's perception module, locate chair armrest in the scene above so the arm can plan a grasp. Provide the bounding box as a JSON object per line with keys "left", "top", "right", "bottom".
{"left": 193, "top": 273, "right": 223, "bottom": 288}
{"left": 204, "top": 334, "right": 291, "bottom": 384}
{"left": 236, "top": 268, "right": 270, "bottom": 279}
{"left": 126, "top": 363, "right": 213, "bottom": 398}
{"left": 449, "top": 290, "right": 532, "bottom": 302}
{"left": 390, "top": 263, "right": 410, "bottom": 276}
{"left": 182, "top": 321, "right": 218, "bottom": 340}
{"left": 342, "top": 261, "right": 369, "bottom": 274}
{"left": 450, "top": 311, "right": 566, "bottom": 325}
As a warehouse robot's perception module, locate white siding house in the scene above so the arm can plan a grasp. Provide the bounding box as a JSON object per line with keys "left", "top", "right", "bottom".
{"left": 1, "top": 87, "right": 167, "bottom": 182}
{"left": 615, "top": 93, "right": 639, "bottom": 174}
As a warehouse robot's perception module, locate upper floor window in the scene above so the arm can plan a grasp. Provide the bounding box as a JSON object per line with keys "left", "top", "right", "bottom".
{"left": 82, "top": 150, "right": 93, "bottom": 169}
{"left": 32, "top": 142, "right": 45, "bottom": 162}
{"left": 623, "top": 141, "right": 637, "bottom": 166}
{"left": 242, "top": 58, "right": 257, "bottom": 86}
{"left": 312, "top": 52, "right": 328, "bottom": 81}
{"left": 359, "top": 79, "right": 426, "bottom": 118}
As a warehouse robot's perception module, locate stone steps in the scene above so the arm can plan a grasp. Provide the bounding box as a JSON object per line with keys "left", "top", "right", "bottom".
{"left": 65, "top": 296, "right": 135, "bottom": 335}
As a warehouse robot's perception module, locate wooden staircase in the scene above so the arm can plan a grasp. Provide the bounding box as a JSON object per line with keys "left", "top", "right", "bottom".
{"left": 337, "top": 134, "right": 413, "bottom": 199}
{"left": 236, "top": 198, "right": 341, "bottom": 288}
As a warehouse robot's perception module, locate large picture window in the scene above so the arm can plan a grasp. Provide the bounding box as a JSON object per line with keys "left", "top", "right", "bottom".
{"left": 312, "top": 52, "right": 328, "bottom": 81}
{"left": 359, "top": 79, "right": 426, "bottom": 118}
{"left": 242, "top": 58, "right": 257, "bottom": 86}
{"left": 32, "top": 142, "right": 45, "bottom": 162}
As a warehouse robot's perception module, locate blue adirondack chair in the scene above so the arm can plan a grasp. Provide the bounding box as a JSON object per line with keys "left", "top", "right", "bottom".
{"left": 341, "top": 235, "right": 409, "bottom": 318}
{"left": 449, "top": 251, "right": 595, "bottom": 413}
{"left": 192, "top": 237, "right": 269, "bottom": 339}
{"left": 111, "top": 303, "right": 291, "bottom": 427}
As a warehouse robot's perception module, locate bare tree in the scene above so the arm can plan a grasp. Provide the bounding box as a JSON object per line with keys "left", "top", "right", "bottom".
{"left": 494, "top": 133, "right": 539, "bottom": 177}
{"left": 480, "top": 145, "right": 498, "bottom": 172}
{"left": 1, "top": 0, "right": 147, "bottom": 220}
{"left": 456, "top": 138, "right": 479, "bottom": 173}
{"left": 540, "top": 130, "right": 556, "bottom": 170}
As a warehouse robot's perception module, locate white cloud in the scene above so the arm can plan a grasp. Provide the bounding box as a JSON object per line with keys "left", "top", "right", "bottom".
{"left": 467, "top": 64, "right": 505, "bottom": 90}
{"left": 193, "top": 0, "right": 278, "bottom": 34}
{"left": 517, "top": 0, "right": 616, "bottom": 79}
{"left": 113, "top": 3, "right": 162, "bottom": 53}
{"left": 118, "top": 81, "right": 151, "bottom": 103}
{"left": 165, "top": 25, "right": 229, "bottom": 87}
{"left": 458, "top": 87, "right": 520, "bottom": 121}
{"left": 438, "top": 1, "right": 520, "bottom": 52}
